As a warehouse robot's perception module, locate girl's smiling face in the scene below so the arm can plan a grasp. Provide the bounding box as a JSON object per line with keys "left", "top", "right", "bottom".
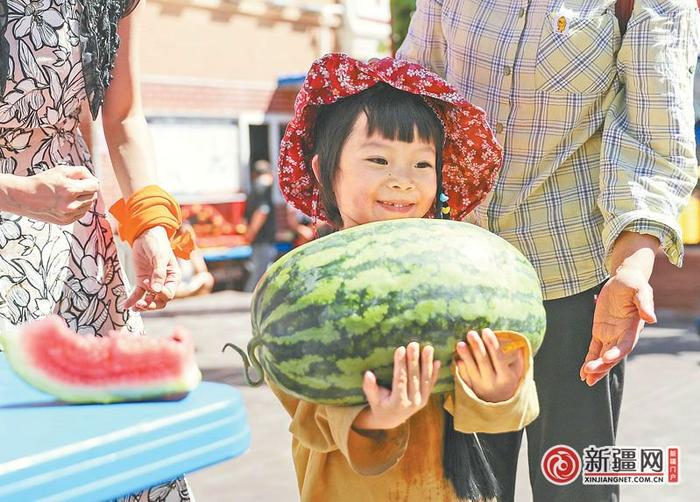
{"left": 312, "top": 113, "right": 437, "bottom": 229}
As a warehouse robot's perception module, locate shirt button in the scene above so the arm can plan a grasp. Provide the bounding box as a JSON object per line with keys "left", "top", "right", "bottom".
{"left": 518, "top": 7, "right": 526, "bottom": 17}
{"left": 504, "top": 65, "right": 512, "bottom": 76}
{"left": 495, "top": 123, "right": 504, "bottom": 134}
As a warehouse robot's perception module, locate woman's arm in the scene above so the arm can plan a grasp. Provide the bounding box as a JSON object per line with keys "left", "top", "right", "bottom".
{"left": 100, "top": 1, "right": 180, "bottom": 311}
{"left": 0, "top": 167, "right": 99, "bottom": 225}
{"left": 100, "top": 2, "right": 155, "bottom": 197}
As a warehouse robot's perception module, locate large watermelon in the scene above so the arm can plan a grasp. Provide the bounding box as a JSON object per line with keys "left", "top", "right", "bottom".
{"left": 227, "top": 219, "right": 546, "bottom": 405}
{"left": 0, "top": 316, "right": 202, "bottom": 403}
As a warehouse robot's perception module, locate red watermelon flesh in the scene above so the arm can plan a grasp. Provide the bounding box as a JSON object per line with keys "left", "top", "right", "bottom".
{"left": 0, "top": 316, "right": 201, "bottom": 403}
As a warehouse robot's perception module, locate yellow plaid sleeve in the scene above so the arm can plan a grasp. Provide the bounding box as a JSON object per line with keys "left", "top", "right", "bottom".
{"left": 624, "top": 219, "right": 684, "bottom": 265}
{"left": 599, "top": 0, "right": 700, "bottom": 269}
{"left": 395, "top": 0, "right": 447, "bottom": 78}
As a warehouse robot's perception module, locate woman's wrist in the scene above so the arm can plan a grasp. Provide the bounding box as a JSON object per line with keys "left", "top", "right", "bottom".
{"left": 110, "top": 185, "right": 180, "bottom": 243}
{"left": 0, "top": 174, "right": 30, "bottom": 213}
{"left": 134, "top": 225, "right": 168, "bottom": 240}
{"left": 110, "top": 185, "right": 194, "bottom": 259}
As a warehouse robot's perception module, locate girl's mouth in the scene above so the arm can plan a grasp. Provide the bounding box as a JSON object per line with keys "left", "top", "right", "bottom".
{"left": 377, "top": 200, "right": 416, "bottom": 213}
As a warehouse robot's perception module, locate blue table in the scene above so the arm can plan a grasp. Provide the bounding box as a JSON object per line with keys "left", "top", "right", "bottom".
{"left": 0, "top": 356, "right": 250, "bottom": 501}
{"left": 202, "top": 245, "right": 252, "bottom": 262}
{"left": 201, "top": 242, "right": 294, "bottom": 263}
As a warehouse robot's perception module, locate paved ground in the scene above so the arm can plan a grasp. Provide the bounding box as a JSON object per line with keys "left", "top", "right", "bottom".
{"left": 142, "top": 292, "right": 700, "bottom": 502}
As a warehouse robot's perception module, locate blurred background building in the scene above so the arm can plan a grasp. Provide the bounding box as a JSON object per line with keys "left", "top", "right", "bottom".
{"left": 97, "top": 0, "right": 390, "bottom": 201}
{"left": 91, "top": 0, "right": 392, "bottom": 289}
{"left": 90, "top": 0, "right": 698, "bottom": 318}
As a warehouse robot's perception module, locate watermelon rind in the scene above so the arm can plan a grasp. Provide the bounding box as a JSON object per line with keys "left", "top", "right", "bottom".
{"left": 1, "top": 317, "right": 202, "bottom": 404}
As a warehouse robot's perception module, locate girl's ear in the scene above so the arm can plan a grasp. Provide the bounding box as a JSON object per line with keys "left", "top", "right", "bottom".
{"left": 311, "top": 155, "right": 321, "bottom": 182}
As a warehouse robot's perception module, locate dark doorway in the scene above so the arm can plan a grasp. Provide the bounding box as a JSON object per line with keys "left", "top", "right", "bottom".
{"left": 249, "top": 124, "right": 270, "bottom": 169}
{"left": 279, "top": 123, "right": 289, "bottom": 143}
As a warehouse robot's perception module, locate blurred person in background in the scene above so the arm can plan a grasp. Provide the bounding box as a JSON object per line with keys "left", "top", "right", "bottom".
{"left": 243, "top": 159, "right": 277, "bottom": 291}
{"left": 286, "top": 204, "right": 315, "bottom": 247}
{"left": 174, "top": 223, "right": 214, "bottom": 299}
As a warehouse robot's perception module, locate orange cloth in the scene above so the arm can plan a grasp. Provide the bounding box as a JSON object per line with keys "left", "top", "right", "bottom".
{"left": 171, "top": 226, "right": 197, "bottom": 260}
{"left": 109, "top": 185, "right": 195, "bottom": 259}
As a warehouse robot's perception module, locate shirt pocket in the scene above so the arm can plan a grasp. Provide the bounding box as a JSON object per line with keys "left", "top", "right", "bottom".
{"left": 535, "top": 11, "right": 619, "bottom": 95}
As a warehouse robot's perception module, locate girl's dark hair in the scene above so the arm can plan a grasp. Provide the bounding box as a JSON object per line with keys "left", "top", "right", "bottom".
{"left": 123, "top": 1, "right": 142, "bottom": 17}
{"left": 311, "top": 82, "right": 444, "bottom": 228}
{"left": 443, "top": 415, "right": 499, "bottom": 501}
{"left": 312, "top": 82, "right": 498, "bottom": 501}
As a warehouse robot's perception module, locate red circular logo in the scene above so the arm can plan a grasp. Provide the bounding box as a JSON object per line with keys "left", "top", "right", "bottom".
{"left": 541, "top": 445, "right": 581, "bottom": 485}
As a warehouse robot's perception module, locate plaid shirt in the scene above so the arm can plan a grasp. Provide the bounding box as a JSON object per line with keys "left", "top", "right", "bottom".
{"left": 398, "top": 0, "right": 699, "bottom": 299}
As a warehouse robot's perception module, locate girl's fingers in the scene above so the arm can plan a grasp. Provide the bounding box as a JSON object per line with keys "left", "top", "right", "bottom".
{"left": 362, "top": 371, "right": 380, "bottom": 408}
{"left": 392, "top": 346, "right": 408, "bottom": 403}
{"left": 419, "top": 345, "right": 435, "bottom": 400}
{"left": 456, "top": 360, "right": 469, "bottom": 387}
{"left": 467, "top": 331, "right": 486, "bottom": 357}
{"left": 482, "top": 329, "right": 504, "bottom": 373}
{"left": 455, "top": 339, "right": 473, "bottom": 370}
{"left": 431, "top": 360, "right": 441, "bottom": 386}
{"left": 507, "top": 348, "right": 525, "bottom": 377}
{"left": 456, "top": 340, "right": 480, "bottom": 383}
{"left": 501, "top": 345, "right": 523, "bottom": 365}
{"left": 467, "top": 331, "right": 495, "bottom": 379}
{"left": 406, "top": 342, "right": 421, "bottom": 405}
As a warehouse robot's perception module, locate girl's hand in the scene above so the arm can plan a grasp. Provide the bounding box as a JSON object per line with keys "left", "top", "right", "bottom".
{"left": 456, "top": 328, "right": 525, "bottom": 403}
{"left": 3, "top": 166, "right": 99, "bottom": 225}
{"left": 353, "top": 342, "right": 441, "bottom": 431}
{"left": 124, "top": 226, "right": 181, "bottom": 311}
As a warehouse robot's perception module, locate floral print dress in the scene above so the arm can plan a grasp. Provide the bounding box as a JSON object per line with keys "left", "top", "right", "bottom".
{"left": 0, "top": 1, "right": 191, "bottom": 500}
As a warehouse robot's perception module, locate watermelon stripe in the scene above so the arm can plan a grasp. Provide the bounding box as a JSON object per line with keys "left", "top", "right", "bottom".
{"left": 257, "top": 313, "right": 543, "bottom": 367}
{"left": 260, "top": 283, "right": 540, "bottom": 340}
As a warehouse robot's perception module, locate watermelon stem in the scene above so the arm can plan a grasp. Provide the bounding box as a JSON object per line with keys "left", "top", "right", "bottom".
{"left": 223, "top": 339, "right": 265, "bottom": 386}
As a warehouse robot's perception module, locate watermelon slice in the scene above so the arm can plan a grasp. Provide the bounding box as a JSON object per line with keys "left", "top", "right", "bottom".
{"left": 0, "top": 316, "right": 202, "bottom": 403}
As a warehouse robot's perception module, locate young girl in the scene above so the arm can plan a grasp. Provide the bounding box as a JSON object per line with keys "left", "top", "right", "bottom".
{"left": 272, "top": 54, "right": 539, "bottom": 501}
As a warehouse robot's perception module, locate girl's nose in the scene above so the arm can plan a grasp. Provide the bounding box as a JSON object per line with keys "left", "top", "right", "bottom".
{"left": 387, "top": 169, "right": 415, "bottom": 190}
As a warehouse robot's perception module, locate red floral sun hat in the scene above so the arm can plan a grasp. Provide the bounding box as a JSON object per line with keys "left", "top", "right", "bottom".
{"left": 278, "top": 53, "right": 503, "bottom": 223}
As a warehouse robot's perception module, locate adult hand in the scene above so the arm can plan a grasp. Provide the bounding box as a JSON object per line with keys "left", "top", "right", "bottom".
{"left": 579, "top": 267, "right": 656, "bottom": 386}
{"left": 6, "top": 165, "right": 99, "bottom": 225}
{"left": 124, "top": 226, "right": 181, "bottom": 311}
{"left": 353, "top": 342, "right": 440, "bottom": 431}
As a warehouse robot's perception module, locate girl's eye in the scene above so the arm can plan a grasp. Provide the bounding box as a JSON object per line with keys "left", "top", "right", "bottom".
{"left": 415, "top": 162, "right": 434, "bottom": 169}
{"left": 367, "top": 157, "right": 388, "bottom": 165}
